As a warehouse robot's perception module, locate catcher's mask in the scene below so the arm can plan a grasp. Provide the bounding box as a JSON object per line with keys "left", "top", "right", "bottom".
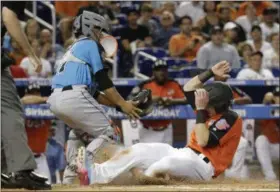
{"left": 203, "top": 82, "right": 233, "bottom": 112}
{"left": 73, "top": 11, "right": 118, "bottom": 57}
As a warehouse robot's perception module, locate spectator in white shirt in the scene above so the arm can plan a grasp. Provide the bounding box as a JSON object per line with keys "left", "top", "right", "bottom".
{"left": 237, "top": 42, "right": 254, "bottom": 67}
{"left": 246, "top": 25, "right": 272, "bottom": 54}
{"left": 175, "top": 1, "right": 205, "bottom": 24}
{"left": 260, "top": 8, "right": 279, "bottom": 41}
{"left": 235, "top": 3, "right": 260, "bottom": 40}
{"left": 20, "top": 39, "right": 52, "bottom": 78}
{"left": 263, "top": 33, "right": 279, "bottom": 69}
{"left": 237, "top": 51, "right": 275, "bottom": 80}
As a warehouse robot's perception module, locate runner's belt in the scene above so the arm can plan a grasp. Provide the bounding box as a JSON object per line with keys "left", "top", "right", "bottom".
{"left": 189, "top": 147, "right": 210, "bottom": 163}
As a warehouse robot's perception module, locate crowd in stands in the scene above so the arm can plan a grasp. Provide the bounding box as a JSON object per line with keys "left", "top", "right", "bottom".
{"left": 2, "top": 1, "right": 279, "bottom": 79}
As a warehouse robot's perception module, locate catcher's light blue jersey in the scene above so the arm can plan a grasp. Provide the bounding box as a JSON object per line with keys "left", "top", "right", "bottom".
{"left": 51, "top": 38, "right": 103, "bottom": 89}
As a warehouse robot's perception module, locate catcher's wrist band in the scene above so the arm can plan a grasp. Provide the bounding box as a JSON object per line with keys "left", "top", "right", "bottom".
{"left": 198, "top": 69, "right": 214, "bottom": 83}
{"left": 196, "top": 110, "right": 208, "bottom": 124}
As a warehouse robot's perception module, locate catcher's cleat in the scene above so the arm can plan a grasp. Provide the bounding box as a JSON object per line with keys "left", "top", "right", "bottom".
{"left": 76, "top": 146, "right": 89, "bottom": 185}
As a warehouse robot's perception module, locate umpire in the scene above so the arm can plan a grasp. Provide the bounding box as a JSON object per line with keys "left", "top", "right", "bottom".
{"left": 1, "top": 1, "right": 50, "bottom": 190}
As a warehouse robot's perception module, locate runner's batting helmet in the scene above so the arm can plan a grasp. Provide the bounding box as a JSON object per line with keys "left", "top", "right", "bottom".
{"left": 203, "top": 82, "right": 233, "bottom": 110}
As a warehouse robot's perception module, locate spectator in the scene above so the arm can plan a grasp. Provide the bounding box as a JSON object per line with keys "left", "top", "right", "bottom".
{"left": 24, "top": 19, "right": 40, "bottom": 43}
{"left": 197, "top": 26, "right": 240, "bottom": 69}
{"left": 217, "top": 1, "right": 238, "bottom": 20}
{"left": 126, "top": 60, "right": 187, "bottom": 145}
{"left": 218, "top": 6, "right": 232, "bottom": 26}
{"left": 108, "top": 1, "right": 121, "bottom": 17}
{"left": 255, "top": 87, "right": 279, "bottom": 180}
{"left": 236, "top": 51, "right": 275, "bottom": 80}
{"left": 260, "top": 8, "right": 279, "bottom": 41}
{"left": 21, "top": 83, "right": 51, "bottom": 183}
{"left": 153, "top": 11, "right": 179, "bottom": 49}
{"left": 235, "top": 3, "right": 260, "bottom": 40}
{"left": 46, "top": 121, "right": 66, "bottom": 184}
{"left": 119, "top": 8, "right": 151, "bottom": 77}
{"left": 237, "top": 1, "right": 274, "bottom": 17}
{"left": 9, "top": 38, "right": 26, "bottom": 66}
{"left": 263, "top": 33, "right": 279, "bottom": 69}
{"left": 223, "top": 22, "right": 246, "bottom": 47}
{"left": 175, "top": 1, "right": 205, "bottom": 24}
{"left": 39, "top": 29, "right": 65, "bottom": 64}
{"left": 169, "top": 16, "right": 202, "bottom": 62}
{"left": 55, "top": 1, "right": 88, "bottom": 18}
{"left": 237, "top": 42, "right": 254, "bottom": 66}
{"left": 77, "top": 2, "right": 118, "bottom": 25}
{"left": 246, "top": 25, "right": 272, "bottom": 53}
{"left": 196, "top": 2, "right": 222, "bottom": 35}
{"left": 137, "top": 4, "right": 159, "bottom": 36}
{"left": 160, "top": 2, "right": 177, "bottom": 19}
{"left": 20, "top": 40, "right": 52, "bottom": 78}
{"left": 120, "top": 8, "right": 152, "bottom": 52}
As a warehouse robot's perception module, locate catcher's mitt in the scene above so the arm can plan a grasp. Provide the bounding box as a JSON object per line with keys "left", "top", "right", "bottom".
{"left": 132, "top": 89, "right": 153, "bottom": 117}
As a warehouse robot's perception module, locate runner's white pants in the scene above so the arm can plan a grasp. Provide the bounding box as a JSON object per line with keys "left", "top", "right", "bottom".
{"left": 89, "top": 143, "right": 214, "bottom": 184}
{"left": 139, "top": 124, "right": 173, "bottom": 145}
{"left": 225, "top": 137, "right": 249, "bottom": 179}
{"left": 255, "top": 135, "right": 279, "bottom": 180}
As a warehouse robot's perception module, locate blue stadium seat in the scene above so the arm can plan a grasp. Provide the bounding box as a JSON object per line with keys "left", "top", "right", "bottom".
{"left": 168, "top": 67, "right": 198, "bottom": 78}
{"left": 230, "top": 68, "right": 242, "bottom": 78}
{"left": 135, "top": 47, "right": 168, "bottom": 58}
{"left": 116, "top": 14, "right": 127, "bottom": 25}
{"left": 135, "top": 48, "right": 169, "bottom": 76}
{"left": 271, "top": 68, "right": 280, "bottom": 77}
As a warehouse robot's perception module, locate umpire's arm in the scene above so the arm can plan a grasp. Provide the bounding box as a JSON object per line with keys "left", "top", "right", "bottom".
{"left": 2, "top": 2, "right": 35, "bottom": 56}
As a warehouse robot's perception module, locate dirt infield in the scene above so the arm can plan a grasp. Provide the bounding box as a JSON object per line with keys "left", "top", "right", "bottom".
{"left": 2, "top": 179, "right": 279, "bottom": 192}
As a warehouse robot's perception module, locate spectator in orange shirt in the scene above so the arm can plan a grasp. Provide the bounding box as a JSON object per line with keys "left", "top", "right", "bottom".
{"left": 21, "top": 83, "right": 51, "bottom": 183}
{"left": 237, "top": 2, "right": 274, "bottom": 17}
{"left": 169, "top": 16, "right": 202, "bottom": 62}
{"left": 55, "top": 1, "right": 89, "bottom": 18}
{"left": 9, "top": 38, "right": 26, "bottom": 66}
{"left": 255, "top": 87, "right": 280, "bottom": 181}
{"left": 127, "top": 59, "right": 187, "bottom": 145}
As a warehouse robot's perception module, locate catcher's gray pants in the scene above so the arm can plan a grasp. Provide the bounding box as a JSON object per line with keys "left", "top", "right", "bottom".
{"left": 47, "top": 86, "right": 115, "bottom": 184}
{"left": 47, "top": 86, "right": 114, "bottom": 137}
{"left": 1, "top": 68, "right": 36, "bottom": 173}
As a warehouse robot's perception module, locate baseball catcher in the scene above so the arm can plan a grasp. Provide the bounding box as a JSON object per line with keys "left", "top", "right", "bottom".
{"left": 74, "top": 61, "right": 243, "bottom": 184}
{"left": 47, "top": 10, "right": 155, "bottom": 184}
{"left": 62, "top": 89, "right": 153, "bottom": 184}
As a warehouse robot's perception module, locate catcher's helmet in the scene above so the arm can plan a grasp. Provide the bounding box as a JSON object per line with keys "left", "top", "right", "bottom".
{"left": 203, "top": 82, "right": 233, "bottom": 109}
{"left": 73, "top": 11, "right": 110, "bottom": 38}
